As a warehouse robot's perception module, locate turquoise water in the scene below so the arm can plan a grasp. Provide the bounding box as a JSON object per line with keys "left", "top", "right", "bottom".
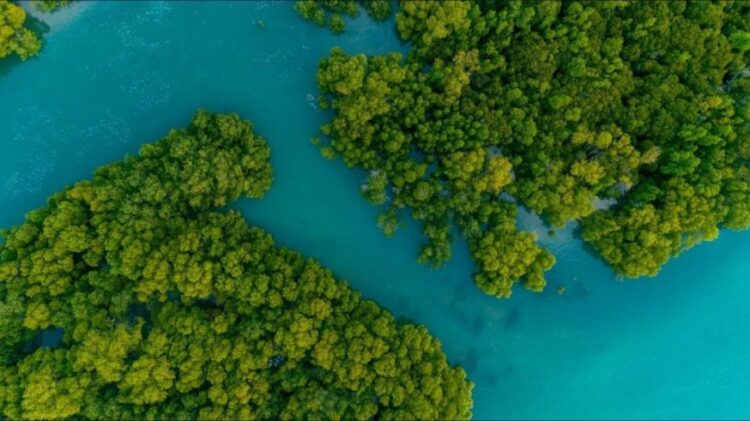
{"left": 2, "top": 2, "right": 750, "bottom": 419}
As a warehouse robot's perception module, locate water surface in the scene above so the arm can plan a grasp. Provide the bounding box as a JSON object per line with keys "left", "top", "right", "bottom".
{"left": 2, "top": 2, "right": 749, "bottom": 419}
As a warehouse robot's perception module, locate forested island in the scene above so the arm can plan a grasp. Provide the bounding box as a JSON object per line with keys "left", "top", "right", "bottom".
{"left": 1, "top": 0, "right": 749, "bottom": 419}
{"left": 301, "top": 1, "right": 750, "bottom": 298}
{"left": 0, "top": 111, "right": 473, "bottom": 420}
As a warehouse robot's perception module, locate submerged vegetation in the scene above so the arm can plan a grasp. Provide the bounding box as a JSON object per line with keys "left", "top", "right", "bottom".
{"left": 32, "top": 1, "right": 72, "bottom": 13}
{"left": 0, "top": 111, "right": 473, "bottom": 420}
{"left": 311, "top": 1, "right": 750, "bottom": 297}
{"left": 295, "top": 0, "right": 392, "bottom": 34}
{"left": 0, "top": 0, "right": 41, "bottom": 61}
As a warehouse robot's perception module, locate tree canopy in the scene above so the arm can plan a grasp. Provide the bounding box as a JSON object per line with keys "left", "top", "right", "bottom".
{"left": 0, "top": 0, "right": 41, "bottom": 61}
{"left": 311, "top": 0, "right": 750, "bottom": 297}
{"left": 0, "top": 111, "right": 473, "bottom": 420}
{"left": 295, "top": 0, "right": 392, "bottom": 34}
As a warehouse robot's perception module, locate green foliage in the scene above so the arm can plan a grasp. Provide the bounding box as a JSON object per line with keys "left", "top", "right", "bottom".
{"left": 311, "top": 0, "right": 750, "bottom": 295}
{"left": 364, "top": 0, "right": 391, "bottom": 20}
{"left": 0, "top": 0, "right": 41, "bottom": 60}
{"left": 328, "top": 13, "right": 345, "bottom": 34}
{"left": 0, "top": 111, "right": 473, "bottom": 420}
{"left": 32, "top": 0, "right": 71, "bottom": 13}
{"left": 294, "top": 0, "right": 393, "bottom": 34}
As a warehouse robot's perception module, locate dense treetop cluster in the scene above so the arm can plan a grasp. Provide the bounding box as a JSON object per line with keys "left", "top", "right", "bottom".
{"left": 312, "top": 0, "right": 750, "bottom": 297}
{"left": 295, "top": 0, "right": 392, "bottom": 34}
{"left": 0, "top": 0, "right": 41, "bottom": 61}
{"left": 0, "top": 111, "right": 473, "bottom": 420}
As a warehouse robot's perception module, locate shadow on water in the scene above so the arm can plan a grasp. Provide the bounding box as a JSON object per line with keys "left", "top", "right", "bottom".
{"left": 393, "top": 295, "right": 420, "bottom": 324}
{"left": 24, "top": 12, "right": 51, "bottom": 37}
{"left": 482, "top": 372, "right": 498, "bottom": 386}
{"left": 478, "top": 365, "right": 511, "bottom": 387}
{"left": 505, "top": 307, "right": 521, "bottom": 329}
{"left": 0, "top": 55, "right": 22, "bottom": 79}
{"left": 39, "top": 327, "right": 63, "bottom": 347}
{"left": 447, "top": 277, "right": 491, "bottom": 335}
{"left": 21, "top": 327, "right": 64, "bottom": 353}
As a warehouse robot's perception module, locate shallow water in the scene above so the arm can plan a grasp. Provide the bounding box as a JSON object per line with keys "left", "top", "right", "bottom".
{"left": 2, "top": 2, "right": 749, "bottom": 419}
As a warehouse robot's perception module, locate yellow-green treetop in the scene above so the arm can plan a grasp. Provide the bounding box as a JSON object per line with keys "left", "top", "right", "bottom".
{"left": 0, "top": 0, "right": 41, "bottom": 60}
{"left": 0, "top": 111, "right": 473, "bottom": 420}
